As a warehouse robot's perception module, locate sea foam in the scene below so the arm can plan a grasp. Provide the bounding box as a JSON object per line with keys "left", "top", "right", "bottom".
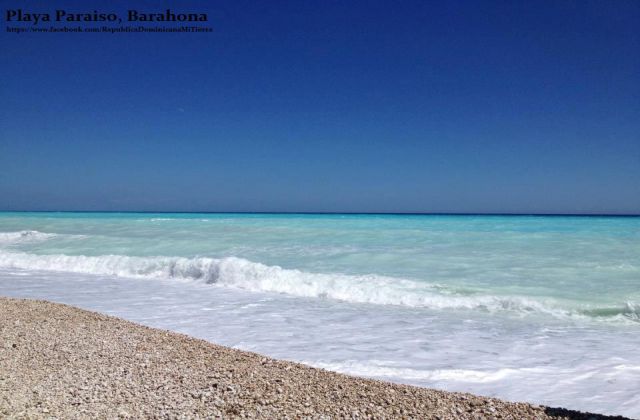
{"left": 0, "top": 230, "right": 57, "bottom": 244}
{"left": 0, "top": 249, "right": 636, "bottom": 322}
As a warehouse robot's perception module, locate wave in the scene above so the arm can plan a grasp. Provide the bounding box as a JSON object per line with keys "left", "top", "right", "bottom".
{"left": 579, "top": 303, "right": 639, "bottom": 322}
{"left": 0, "top": 250, "right": 636, "bottom": 322}
{"left": 147, "top": 218, "right": 210, "bottom": 222}
{"left": 0, "top": 230, "right": 57, "bottom": 244}
{"left": 308, "top": 360, "right": 535, "bottom": 383}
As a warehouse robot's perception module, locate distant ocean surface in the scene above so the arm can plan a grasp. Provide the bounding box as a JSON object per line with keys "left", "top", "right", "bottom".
{"left": 0, "top": 212, "right": 638, "bottom": 417}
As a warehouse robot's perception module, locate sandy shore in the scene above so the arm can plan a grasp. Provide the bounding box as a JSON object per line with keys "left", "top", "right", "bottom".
{"left": 0, "top": 297, "right": 629, "bottom": 419}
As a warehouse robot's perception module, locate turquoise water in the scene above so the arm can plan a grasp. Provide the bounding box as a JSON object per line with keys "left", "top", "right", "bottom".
{"left": 0, "top": 212, "right": 639, "bottom": 416}
{"left": 1, "top": 212, "right": 638, "bottom": 319}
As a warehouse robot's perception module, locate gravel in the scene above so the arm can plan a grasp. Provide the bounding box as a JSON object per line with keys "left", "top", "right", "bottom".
{"left": 0, "top": 297, "right": 630, "bottom": 419}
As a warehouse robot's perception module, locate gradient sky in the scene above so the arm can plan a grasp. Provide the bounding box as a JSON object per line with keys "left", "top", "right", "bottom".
{"left": 1, "top": 0, "right": 639, "bottom": 213}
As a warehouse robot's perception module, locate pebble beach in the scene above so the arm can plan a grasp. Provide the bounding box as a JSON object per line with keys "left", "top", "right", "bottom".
{"left": 0, "top": 297, "right": 629, "bottom": 419}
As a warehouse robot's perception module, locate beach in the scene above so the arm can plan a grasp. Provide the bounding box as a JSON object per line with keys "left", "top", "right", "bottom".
{"left": 0, "top": 214, "right": 639, "bottom": 417}
{"left": 0, "top": 297, "right": 630, "bottom": 419}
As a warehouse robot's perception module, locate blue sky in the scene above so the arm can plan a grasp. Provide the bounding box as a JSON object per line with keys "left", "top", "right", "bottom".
{"left": 1, "top": 0, "right": 639, "bottom": 213}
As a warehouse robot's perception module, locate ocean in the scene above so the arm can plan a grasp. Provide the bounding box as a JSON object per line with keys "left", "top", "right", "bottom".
{"left": 0, "top": 212, "right": 638, "bottom": 417}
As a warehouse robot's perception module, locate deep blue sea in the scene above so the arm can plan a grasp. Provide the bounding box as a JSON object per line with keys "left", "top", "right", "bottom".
{"left": 0, "top": 212, "right": 638, "bottom": 417}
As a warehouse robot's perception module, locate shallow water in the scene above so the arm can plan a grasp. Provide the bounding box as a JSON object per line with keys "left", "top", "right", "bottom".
{"left": 0, "top": 212, "right": 638, "bottom": 417}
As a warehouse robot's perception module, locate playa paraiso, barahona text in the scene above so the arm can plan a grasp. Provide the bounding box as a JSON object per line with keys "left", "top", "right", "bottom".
{"left": 6, "top": 9, "right": 207, "bottom": 25}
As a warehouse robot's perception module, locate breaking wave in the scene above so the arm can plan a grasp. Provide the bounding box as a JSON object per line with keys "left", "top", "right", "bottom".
{"left": 579, "top": 303, "right": 639, "bottom": 322}
{"left": 0, "top": 249, "right": 637, "bottom": 322}
{"left": 0, "top": 230, "right": 58, "bottom": 244}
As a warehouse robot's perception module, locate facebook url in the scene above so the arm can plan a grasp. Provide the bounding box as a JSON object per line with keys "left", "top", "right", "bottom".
{"left": 6, "top": 26, "right": 213, "bottom": 34}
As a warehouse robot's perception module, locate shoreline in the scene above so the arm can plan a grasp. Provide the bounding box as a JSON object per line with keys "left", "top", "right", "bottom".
{"left": 0, "top": 297, "right": 630, "bottom": 419}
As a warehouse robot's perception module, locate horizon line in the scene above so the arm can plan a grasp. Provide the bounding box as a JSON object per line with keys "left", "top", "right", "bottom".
{"left": 1, "top": 210, "right": 639, "bottom": 217}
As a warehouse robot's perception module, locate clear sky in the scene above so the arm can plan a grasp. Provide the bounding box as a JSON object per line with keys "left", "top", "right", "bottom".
{"left": 1, "top": 0, "right": 639, "bottom": 214}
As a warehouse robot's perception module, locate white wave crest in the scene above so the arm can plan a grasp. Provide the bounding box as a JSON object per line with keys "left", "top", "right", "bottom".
{"left": 0, "top": 230, "right": 57, "bottom": 245}
{"left": 309, "top": 360, "right": 538, "bottom": 383}
{"left": 0, "top": 250, "right": 569, "bottom": 316}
